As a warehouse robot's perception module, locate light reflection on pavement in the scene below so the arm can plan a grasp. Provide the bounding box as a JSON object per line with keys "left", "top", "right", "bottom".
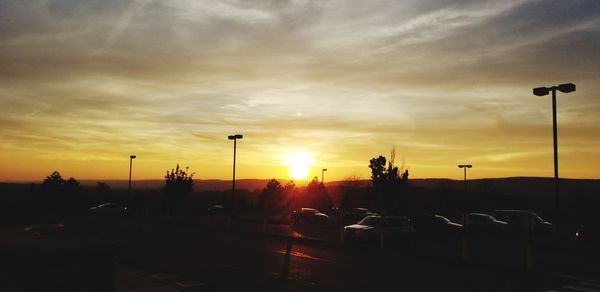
{"left": 275, "top": 248, "right": 337, "bottom": 264}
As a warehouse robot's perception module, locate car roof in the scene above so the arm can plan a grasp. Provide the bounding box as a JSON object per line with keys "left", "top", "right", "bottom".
{"left": 493, "top": 209, "right": 537, "bottom": 214}
{"left": 363, "top": 215, "right": 409, "bottom": 219}
{"left": 99, "top": 203, "right": 120, "bottom": 207}
{"left": 469, "top": 213, "right": 492, "bottom": 217}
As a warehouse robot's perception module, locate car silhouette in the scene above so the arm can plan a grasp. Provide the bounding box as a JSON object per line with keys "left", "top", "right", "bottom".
{"left": 413, "top": 214, "right": 463, "bottom": 236}
{"left": 345, "top": 207, "right": 377, "bottom": 222}
{"left": 89, "top": 203, "right": 128, "bottom": 216}
{"left": 492, "top": 209, "right": 552, "bottom": 234}
{"left": 465, "top": 213, "right": 507, "bottom": 234}
{"left": 344, "top": 215, "right": 414, "bottom": 243}
{"left": 290, "top": 208, "right": 329, "bottom": 224}
{"left": 207, "top": 204, "right": 225, "bottom": 214}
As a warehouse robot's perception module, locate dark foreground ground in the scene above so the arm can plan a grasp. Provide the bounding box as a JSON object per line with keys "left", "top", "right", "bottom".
{"left": 3, "top": 215, "right": 600, "bottom": 292}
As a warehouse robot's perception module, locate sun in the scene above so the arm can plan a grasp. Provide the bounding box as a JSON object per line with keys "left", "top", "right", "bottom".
{"left": 286, "top": 150, "right": 314, "bottom": 180}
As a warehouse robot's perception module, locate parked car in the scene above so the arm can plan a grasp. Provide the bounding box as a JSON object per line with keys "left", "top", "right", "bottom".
{"left": 291, "top": 208, "right": 329, "bottom": 224}
{"left": 345, "top": 208, "right": 376, "bottom": 222}
{"left": 466, "top": 213, "right": 507, "bottom": 234}
{"left": 89, "top": 203, "right": 128, "bottom": 216}
{"left": 492, "top": 210, "right": 552, "bottom": 233}
{"left": 413, "top": 215, "right": 463, "bottom": 236}
{"left": 343, "top": 215, "right": 414, "bottom": 243}
{"left": 207, "top": 204, "right": 225, "bottom": 214}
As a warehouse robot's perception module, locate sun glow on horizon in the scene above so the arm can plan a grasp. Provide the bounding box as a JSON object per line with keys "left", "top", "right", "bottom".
{"left": 286, "top": 150, "right": 314, "bottom": 180}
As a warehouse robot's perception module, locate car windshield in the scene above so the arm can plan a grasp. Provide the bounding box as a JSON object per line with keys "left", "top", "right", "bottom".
{"left": 358, "top": 216, "right": 381, "bottom": 226}
{"left": 435, "top": 216, "right": 451, "bottom": 223}
{"left": 534, "top": 214, "right": 544, "bottom": 223}
{"left": 471, "top": 214, "right": 494, "bottom": 222}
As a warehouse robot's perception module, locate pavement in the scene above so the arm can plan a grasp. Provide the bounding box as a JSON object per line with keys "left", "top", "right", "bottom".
{"left": 66, "top": 216, "right": 582, "bottom": 291}
{"left": 4, "top": 215, "right": 600, "bottom": 291}
{"left": 115, "top": 264, "right": 183, "bottom": 292}
{"left": 146, "top": 215, "right": 600, "bottom": 280}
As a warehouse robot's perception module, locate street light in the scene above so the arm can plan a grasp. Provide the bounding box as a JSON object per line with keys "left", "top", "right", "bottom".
{"left": 321, "top": 168, "right": 327, "bottom": 184}
{"left": 533, "top": 82, "right": 575, "bottom": 235}
{"left": 457, "top": 164, "right": 472, "bottom": 193}
{"left": 128, "top": 154, "right": 136, "bottom": 201}
{"left": 228, "top": 134, "right": 243, "bottom": 209}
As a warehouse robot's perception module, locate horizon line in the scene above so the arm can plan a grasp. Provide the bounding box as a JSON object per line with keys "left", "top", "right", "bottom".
{"left": 2, "top": 175, "right": 600, "bottom": 184}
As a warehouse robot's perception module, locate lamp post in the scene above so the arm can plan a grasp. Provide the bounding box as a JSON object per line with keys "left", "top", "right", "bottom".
{"left": 533, "top": 82, "right": 575, "bottom": 237}
{"left": 321, "top": 168, "right": 327, "bottom": 184}
{"left": 228, "top": 134, "right": 243, "bottom": 209}
{"left": 457, "top": 164, "right": 472, "bottom": 193}
{"left": 128, "top": 155, "right": 136, "bottom": 203}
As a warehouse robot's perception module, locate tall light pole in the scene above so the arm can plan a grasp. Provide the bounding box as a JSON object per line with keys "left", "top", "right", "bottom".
{"left": 533, "top": 82, "right": 575, "bottom": 235}
{"left": 321, "top": 168, "right": 327, "bottom": 184}
{"left": 458, "top": 164, "right": 472, "bottom": 193}
{"left": 228, "top": 134, "right": 243, "bottom": 208}
{"left": 128, "top": 154, "right": 136, "bottom": 202}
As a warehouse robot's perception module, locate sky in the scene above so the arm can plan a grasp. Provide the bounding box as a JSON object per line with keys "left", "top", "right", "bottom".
{"left": 1, "top": 0, "right": 599, "bottom": 182}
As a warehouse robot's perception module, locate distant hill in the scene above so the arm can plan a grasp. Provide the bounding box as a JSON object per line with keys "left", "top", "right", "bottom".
{"left": 2, "top": 177, "right": 598, "bottom": 223}
{"left": 5, "top": 177, "right": 600, "bottom": 197}
{"left": 409, "top": 177, "right": 600, "bottom": 199}
{"left": 77, "top": 179, "right": 301, "bottom": 191}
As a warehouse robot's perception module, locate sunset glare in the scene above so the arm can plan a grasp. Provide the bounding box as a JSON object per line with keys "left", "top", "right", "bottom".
{"left": 286, "top": 151, "right": 314, "bottom": 180}
{"left": 1, "top": 1, "right": 599, "bottom": 182}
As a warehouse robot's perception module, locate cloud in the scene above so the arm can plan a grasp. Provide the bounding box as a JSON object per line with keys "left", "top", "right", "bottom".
{"left": 1, "top": 0, "right": 599, "bottom": 179}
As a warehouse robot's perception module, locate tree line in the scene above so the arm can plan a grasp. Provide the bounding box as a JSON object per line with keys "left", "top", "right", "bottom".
{"left": 26, "top": 149, "right": 409, "bottom": 218}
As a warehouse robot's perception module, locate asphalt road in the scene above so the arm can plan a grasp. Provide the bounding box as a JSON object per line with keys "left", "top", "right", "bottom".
{"left": 59, "top": 216, "right": 580, "bottom": 292}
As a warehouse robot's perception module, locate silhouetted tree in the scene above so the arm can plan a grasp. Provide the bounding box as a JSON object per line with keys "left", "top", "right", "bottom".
{"left": 96, "top": 182, "right": 111, "bottom": 193}
{"left": 299, "top": 177, "right": 332, "bottom": 212}
{"left": 64, "top": 177, "right": 81, "bottom": 194}
{"left": 42, "top": 171, "right": 65, "bottom": 194}
{"left": 259, "top": 179, "right": 297, "bottom": 211}
{"left": 284, "top": 181, "right": 296, "bottom": 196}
{"left": 369, "top": 156, "right": 387, "bottom": 190}
{"left": 39, "top": 171, "right": 85, "bottom": 213}
{"left": 162, "top": 164, "right": 194, "bottom": 217}
{"left": 283, "top": 181, "right": 298, "bottom": 211}
{"left": 259, "top": 179, "right": 285, "bottom": 210}
{"left": 368, "top": 148, "right": 408, "bottom": 213}
{"left": 94, "top": 182, "right": 111, "bottom": 204}
{"left": 340, "top": 175, "right": 363, "bottom": 210}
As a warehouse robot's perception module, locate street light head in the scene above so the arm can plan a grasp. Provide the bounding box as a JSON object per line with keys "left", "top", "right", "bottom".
{"left": 558, "top": 83, "right": 576, "bottom": 93}
{"left": 130, "top": 155, "right": 136, "bottom": 159}
{"left": 533, "top": 87, "right": 550, "bottom": 96}
{"left": 322, "top": 168, "right": 327, "bottom": 171}
{"left": 228, "top": 134, "right": 243, "bottom": 140}
{"left": 458, "top": 164, "right": 472, "bottom": 168}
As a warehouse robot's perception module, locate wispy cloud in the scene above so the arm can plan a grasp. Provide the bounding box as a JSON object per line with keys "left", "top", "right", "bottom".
{"left": 1, "top": 0, "right": 599, "bottom": 180}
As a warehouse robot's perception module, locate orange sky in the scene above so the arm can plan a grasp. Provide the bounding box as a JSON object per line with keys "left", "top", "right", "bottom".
{"left": 1, "top": 1, "right": 599, "bottom": 182}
